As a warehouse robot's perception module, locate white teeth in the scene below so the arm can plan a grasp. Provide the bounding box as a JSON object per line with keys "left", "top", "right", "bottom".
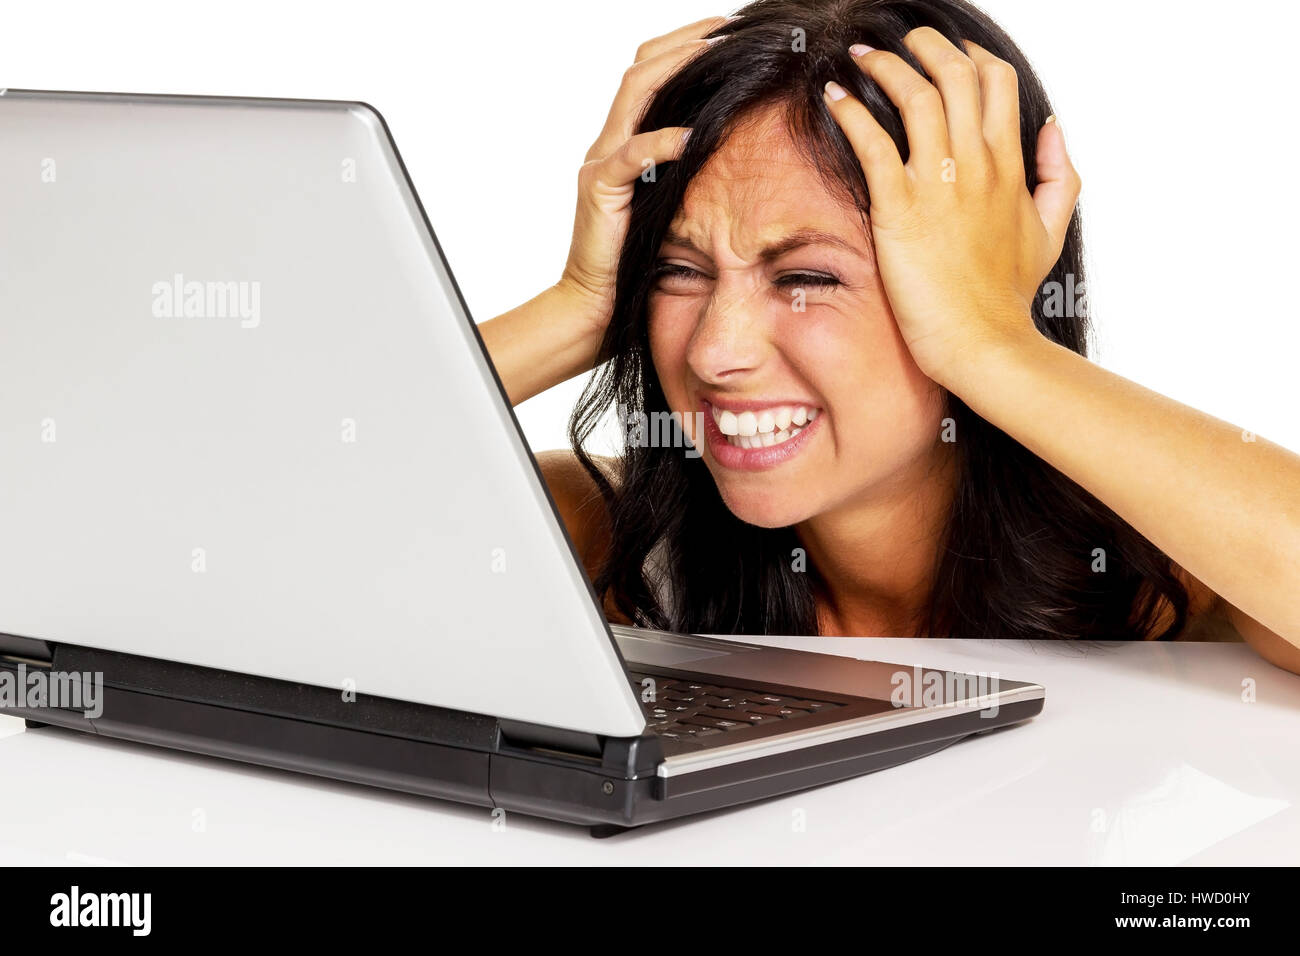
{"left": 721, "top": 423, "right": 806, "bottom": 451}
{"left": 709, "top": 402, "right": 821, "bottom": 452}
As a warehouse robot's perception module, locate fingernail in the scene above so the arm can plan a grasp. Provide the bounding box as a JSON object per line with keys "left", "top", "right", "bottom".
{"left": 1045, "top": 114, "right": 1057, "bottom": 125}
{"left": 821, "top": 79, "right": 852, "bottom": 100}
{"left": 706, "top": 34, "right": 726, "bottom": 44}
{"left": 681, "top": 129, "right": 692, "bottom": 145}
{"left": 849, "top": 43, "right": 874, "bottom": 57}
{"left": 725, "top": 14, "right": 742, "bottom": 20}
{"left": 824, "top": 80, "right": 848, "bottom": 101}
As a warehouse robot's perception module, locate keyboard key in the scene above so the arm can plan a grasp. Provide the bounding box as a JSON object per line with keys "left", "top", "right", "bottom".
{"left": 695, "top": 696, "right": 735, "bottom": 709}
{"left": 685, "top": 715, "right": 746, "bottom": 730}
{"left": 787, "top": 699, "right": 832, "bottom": 710}
{"left": 697, "top": 708, "right": 752, "bottom": 723}
{"left": 747, "top": 705, "right": 794, "bottom": 718}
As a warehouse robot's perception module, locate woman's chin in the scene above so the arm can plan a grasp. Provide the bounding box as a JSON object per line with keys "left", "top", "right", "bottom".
{"left": 715, "top": 485, "right": 818, "bottom": 530}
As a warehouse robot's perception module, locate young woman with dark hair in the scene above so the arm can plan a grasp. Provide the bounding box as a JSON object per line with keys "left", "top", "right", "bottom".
{"left": 480, "top": 0, "right": 1300, "bottom": 672}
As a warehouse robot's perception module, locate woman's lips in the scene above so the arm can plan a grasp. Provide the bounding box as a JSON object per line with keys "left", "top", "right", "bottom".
{"left": 700, "top": 400, "right": 823, "bottom": 471}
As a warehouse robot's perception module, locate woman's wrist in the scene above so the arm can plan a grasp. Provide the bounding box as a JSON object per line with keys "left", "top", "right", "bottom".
{"left": 550, "top": 274, "right": 613, "bottom": 340}
{"left": 931, "top": 307, "right": 1049, "bottom": 403}
{"left": 478, "top": 281, "right": 612, "bottom": 406}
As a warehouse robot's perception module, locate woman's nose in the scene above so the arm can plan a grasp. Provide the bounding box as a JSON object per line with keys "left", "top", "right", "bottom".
{"left": 685, "top": 277, "right": 772, "bottom": 383}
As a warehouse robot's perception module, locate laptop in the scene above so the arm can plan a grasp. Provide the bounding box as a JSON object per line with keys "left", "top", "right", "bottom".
{"left": 0, "top": 89, "right": 1045, "bottom": 835}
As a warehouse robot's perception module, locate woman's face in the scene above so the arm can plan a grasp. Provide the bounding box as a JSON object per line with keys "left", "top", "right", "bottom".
{"left": 648, "top": 105, "right": 951, "bottom": 530}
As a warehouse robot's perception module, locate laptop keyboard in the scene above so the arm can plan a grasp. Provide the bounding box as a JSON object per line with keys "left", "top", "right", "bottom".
{"left": 626, "top": 671, "right": 843, "bottom": 742}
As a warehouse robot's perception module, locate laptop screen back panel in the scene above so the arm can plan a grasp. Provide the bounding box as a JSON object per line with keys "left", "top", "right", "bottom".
{"left": 0, "top": 91, "right": 645, "bottom": 737}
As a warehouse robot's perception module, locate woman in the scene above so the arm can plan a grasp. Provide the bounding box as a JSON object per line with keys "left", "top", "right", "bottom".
{"left": 480, "top": 0, "right": 1300, "bottom": 672}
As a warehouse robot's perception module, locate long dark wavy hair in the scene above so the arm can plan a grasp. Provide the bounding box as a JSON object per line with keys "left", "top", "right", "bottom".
{"left": 569, "top": 0, "right": 1189, "bottom": 640}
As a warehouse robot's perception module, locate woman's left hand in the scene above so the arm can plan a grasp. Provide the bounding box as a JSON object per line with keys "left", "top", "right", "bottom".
{"left": 822, "top": 27, "right": 1080, "bottom": 391}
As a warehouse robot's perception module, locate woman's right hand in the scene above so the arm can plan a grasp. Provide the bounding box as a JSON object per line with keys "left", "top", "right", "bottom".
{"left": 481, "top": 16, "right": 730, "bottom": 406}
{"left": 555, "top": 15, "right": 733, "bottom": 338}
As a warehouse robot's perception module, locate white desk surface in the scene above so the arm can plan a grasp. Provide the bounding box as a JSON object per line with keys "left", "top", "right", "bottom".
{"left": 1, "top": 635, "right": 1297, "bottom": 865}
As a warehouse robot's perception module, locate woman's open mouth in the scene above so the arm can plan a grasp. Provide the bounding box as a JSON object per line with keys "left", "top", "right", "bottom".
{"left": 700, "top": 399, "right": 823, "bottom": 471}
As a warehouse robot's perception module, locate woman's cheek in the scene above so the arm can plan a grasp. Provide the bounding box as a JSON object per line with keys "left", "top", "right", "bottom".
{"left": 646, "top": 301, "right": 696, "bottom": 409}
{"left": 781, "top": 300, "right": 942, "bottom": 457}
{"left": 774, "top": 298, "right": 894, "bottom": 399}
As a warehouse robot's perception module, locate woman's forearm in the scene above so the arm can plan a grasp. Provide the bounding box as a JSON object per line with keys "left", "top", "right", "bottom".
{"left": 951, "top": 324, "right": 1300, "bottom": 649}
{"left": 477, "top": 281, "right": 607, "bottom": 406}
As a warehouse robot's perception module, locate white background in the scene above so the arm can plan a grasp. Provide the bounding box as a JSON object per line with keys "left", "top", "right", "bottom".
{"left": 3, "top": 0, "right": 1297, "bottom": 456}
{"left": 1, "top": 0, "right": 1297, "bottom": 867}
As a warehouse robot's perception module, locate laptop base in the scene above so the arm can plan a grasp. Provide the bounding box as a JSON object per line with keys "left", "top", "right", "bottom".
{"left": 2, "top": 633, "right": 1042, "bottom": 833}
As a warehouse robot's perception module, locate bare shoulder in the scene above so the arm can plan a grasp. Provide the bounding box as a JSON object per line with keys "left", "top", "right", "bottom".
{"left": 533, "top": 449, "right": 620, "bottom": 582}
{"left": 535, "top": 449, "right": 620, "bottom": 494}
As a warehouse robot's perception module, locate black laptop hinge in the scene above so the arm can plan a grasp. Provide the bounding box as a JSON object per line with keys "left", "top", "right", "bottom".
{"left": 0, "top": 633, "right": 53, "bottom": 666}
{"left": 498, "top": 719, "right": 604, "bottom": 760}
{"left": 497, "top": 719, "right": 664, "bottom": 777}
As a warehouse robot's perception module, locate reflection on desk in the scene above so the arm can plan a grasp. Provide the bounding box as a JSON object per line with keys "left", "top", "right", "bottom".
{"left": 1, "top": 636, "right": 1296, "bottom": 865}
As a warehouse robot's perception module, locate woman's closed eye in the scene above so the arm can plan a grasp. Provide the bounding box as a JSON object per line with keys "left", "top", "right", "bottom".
{"left": 775, "top": 271, "right": 841, "bottom": 290}
{"left": 651, "top": 260, "right": 843, "bottom": 291}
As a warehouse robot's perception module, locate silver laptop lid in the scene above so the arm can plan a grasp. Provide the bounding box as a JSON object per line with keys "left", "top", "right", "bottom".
{"left": 0, "top": 90, "right": 645, "bottom": 737}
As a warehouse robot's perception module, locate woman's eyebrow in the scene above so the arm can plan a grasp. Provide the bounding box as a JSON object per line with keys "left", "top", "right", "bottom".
{"left": 660, "top": 227, "right": 869, "bottom": 261}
